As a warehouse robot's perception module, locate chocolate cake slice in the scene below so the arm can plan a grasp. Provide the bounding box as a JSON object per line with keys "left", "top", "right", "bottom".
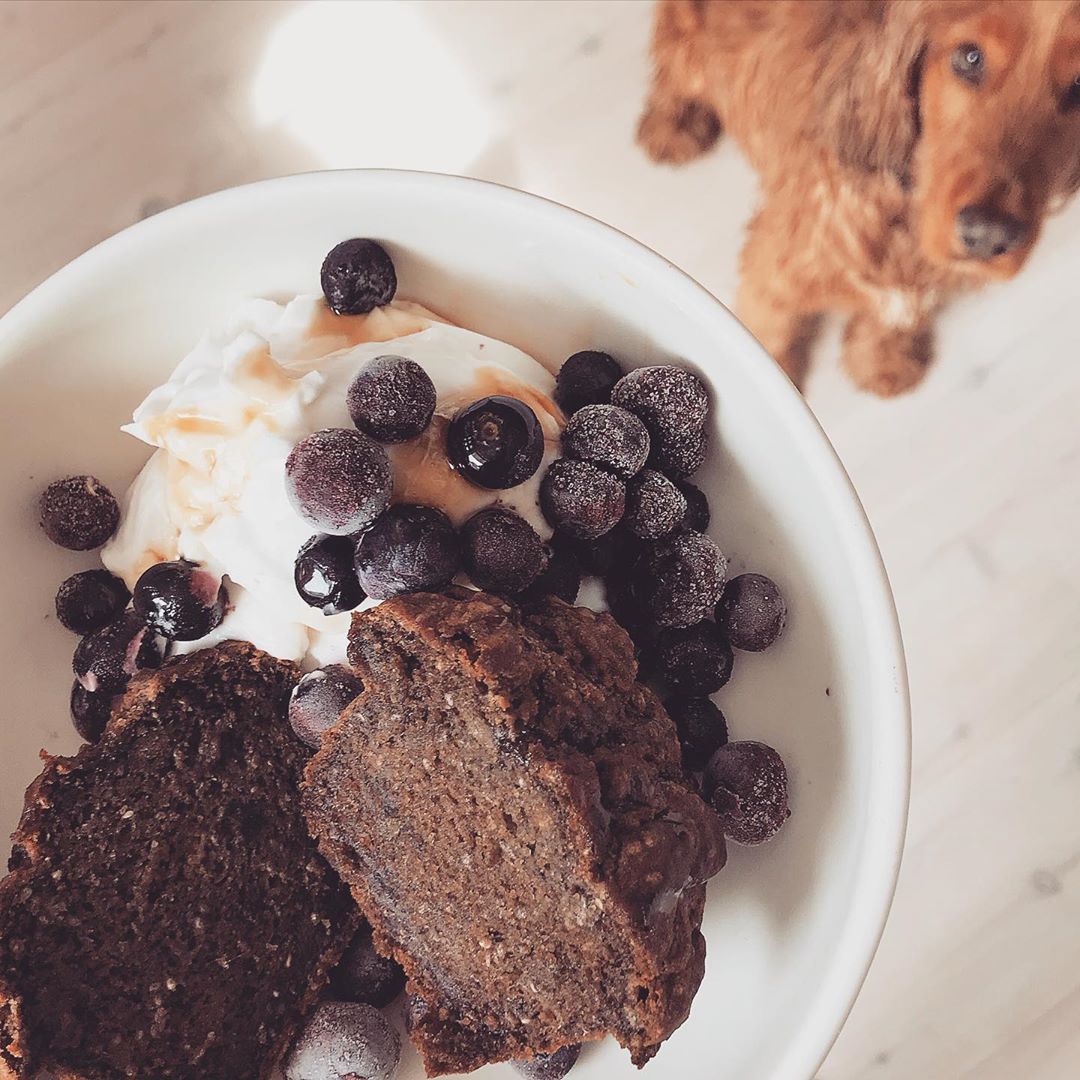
{"left": 0, "top": 642, "right": 357, "bottom": 1080}
{"left": 304, "top": 589, "right": 725, "bottom": 1075}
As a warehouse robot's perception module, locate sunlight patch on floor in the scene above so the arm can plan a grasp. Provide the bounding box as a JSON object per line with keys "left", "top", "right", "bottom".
{"left": 251, "top": 0, "right": 493, "bottom": 172}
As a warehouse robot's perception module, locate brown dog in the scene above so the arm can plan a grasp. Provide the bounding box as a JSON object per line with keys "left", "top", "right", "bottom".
{"left": 639, "top": 0, "right": 1080, "bottom": 395}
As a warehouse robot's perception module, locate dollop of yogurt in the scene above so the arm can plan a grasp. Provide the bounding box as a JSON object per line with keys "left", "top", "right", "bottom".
{"left": 102, "top": 296, "right": 563, "bottom": 666}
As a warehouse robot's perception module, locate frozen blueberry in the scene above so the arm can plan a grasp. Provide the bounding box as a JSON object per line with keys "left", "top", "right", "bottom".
{"left": 289, "top": 666, "right": 365, "bottom": 749}
{"left": 294, "top": 534, "right": 366, "bottom": 615}
{"left": 285, "top": 428, "right": 393, "bottom": 536}
{"left": 540, "top": 459, "right": 625, "bottom": 540}
{"left": 320, "top": 238, "right": 397, "bottom": 316}
{"left": 133, "top": 560, "right": 227, "bottom": 641}
{"left": 704, "top": 740, "right": 790, "bottom": 845}
{"left": 461, "top": 507, "right": 547, "bottom": 594}
{"left": 55, "top": 570, "right": 130, "bottom": 635}
{"left": 649, "top": 426, "right": 708, "bottom": 479}
{"left": 611, "top": 365, "right": 709, "bottom": 436}
{"left": 347, "top": 354, "right": 436, "bottom": 443}
{"left": 558, "top": 531, "right": 613, "bottom": 578}
{"left": 631, "top": 531, "right": 727, "bottom": 628}
{"left": 284, "top": 1000, "right": 400, "bottom": 1080}
{"left": 355, "top": 504, "right": 459, "bottom": 600}
{"left": 554, "top": 350, "right": 623, "bottom": 414}
{"left": 513, "top": 1044, "right": 582, "bottom": 1080}
{"left": 623, "top": 469, "right": 686, "bottom": 540}
{"left": 558, "top": 524, "right": 641, "bottom": 580}
{"left": 650, "top": 621, "right": 733, "bottom": 695}
{"left": 69, "top": 681, "right": 113, "bottom": 743}
{"left": 603, "top": 572, "right": 635, "bottom": 626}
{"left": 517, "top": 536, "right": 582, "bottom": 605}
{"left": 605, "top": 573, "right": 660, "bottom": 657}
{"left": 73, "top": 610, "right": 163, "bottom": 694}
{"left": 39, "top": 476, "right": 120, "bottom": 551}
{"left": 331, "top": 923, "right": 406, "bottom": 1008}
{"left": 667, "top": 696, "right": 728, "bottom": 772}
{"left": 716, "top": 573, "right": 787, "bottom": 652}
{"left": 560, "top": 404, "right": 649, "bottom": 480}
{"left": 676, "top": 480, "right": 710, "bottom": 532}
{"left": 447, "top": 396, "right": 545, "bottom": 490}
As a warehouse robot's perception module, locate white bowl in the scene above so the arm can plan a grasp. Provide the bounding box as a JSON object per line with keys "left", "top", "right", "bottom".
{"left": 0, "top": 171, "right": 908, "bottom": 1080}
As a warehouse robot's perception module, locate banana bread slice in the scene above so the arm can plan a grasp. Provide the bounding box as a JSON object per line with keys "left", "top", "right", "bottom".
{"left": 303, "top": 589, "right": 725, "bottom": 1075}
{"left": 0, "top": 641, "right": 357, "bottom": 1080}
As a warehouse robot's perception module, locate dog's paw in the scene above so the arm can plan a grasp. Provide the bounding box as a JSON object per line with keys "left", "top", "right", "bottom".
{"left": 637, "top": 99, "right": 722, "bottom": 165}
{"left": 851, "top": 357, "right": 927, "bottom": 397}
{"left": 842, "top": 320, "right": 932, "bottom": 398}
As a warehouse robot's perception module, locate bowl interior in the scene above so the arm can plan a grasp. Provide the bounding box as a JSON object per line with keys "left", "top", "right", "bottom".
{"left": 0, "top": 171, "right": 907, "bottom": 1080}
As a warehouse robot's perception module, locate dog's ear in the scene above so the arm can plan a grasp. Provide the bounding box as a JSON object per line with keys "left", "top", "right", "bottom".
{"left": 819, "top": 3, "right": 927, "bottom": 181}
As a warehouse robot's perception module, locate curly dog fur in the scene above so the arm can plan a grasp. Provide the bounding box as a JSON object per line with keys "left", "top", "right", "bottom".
{"left": 639, "top": 1, "right": 1080, "bottom": 395}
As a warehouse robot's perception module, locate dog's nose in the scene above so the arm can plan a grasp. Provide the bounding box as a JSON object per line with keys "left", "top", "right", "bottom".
{"left": 956, "top": 205, "right": 1029, "bottom": 260}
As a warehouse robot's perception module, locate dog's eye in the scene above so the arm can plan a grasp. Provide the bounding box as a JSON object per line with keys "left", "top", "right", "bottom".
{"left": 951, "top": 42, "right": 985, "bottom": 85}
{"left": 1064, "top": 74, "right": 1080, "bottom": 112}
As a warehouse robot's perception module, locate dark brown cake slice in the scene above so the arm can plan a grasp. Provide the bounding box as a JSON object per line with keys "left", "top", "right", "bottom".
{"left": 0, "top": 642, "right": 358, "bottom": 1080}
{"left": 303, "top": 589, "right": 725, "bottom": 1075}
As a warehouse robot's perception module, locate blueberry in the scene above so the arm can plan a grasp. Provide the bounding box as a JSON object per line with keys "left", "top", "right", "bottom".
{"left": 354, "top": 504, "right": 459, "bottom": 600}
{"left": 133, "top": 560, "right": 227, "bottom": 641}
{"left": 704, "top": 741, "right": 790, "bottom": 845}
{"left": 331, "top": 923, "right": 406, "bottom": 1008}
{"left": 540, "top": 459, "right": 625, "bottom": 540}
{"left": 631, "top": 531, "right": 727, "bottom": 628}
{"left": 559, "top": 524, "right": 640, "bottom": 579}
{"left": 611, "top": 365, "right": 709, "bottom": 436}
{"left": 289, "top": 660, "right": 365, "bottom": 747}
{"left": 605, "top": 573, "right": 661, "bottom": 658}
{"left": 667, "top": 696, "right": 728, "bottom": 772}
{"left": 513, "top": 1044, "right": 582, "bottom": 1079}
{"left": 649, "top": 426, "right": 708, "bottom": 479}
{"left": 676, "top": 480, "right": 710, "bottom": 532}
{"left": 39, "top": 476, "right": 120, "bottom": 551}
{"left": 295, "top": 534, "right": 366, "bottom": 615}
{"left": 347, "top": 355, "right": 436, "bottom": 443}
{"left": 461, "top": 507, "right": 547, "bottom": 594}
{"left": 55, "top": 570, "right": 130, "bottom": 635}
{"left": 69, "top": 681, "right": 114, "bottom": 743}
{"left": 447, "top": 396, "right": 545, "bottom": 490}
{"left": 554, "top": 350, "right": 623, "bottom": 414}
{"left": 560, "top": 404, "right": 649, "bottom": 479}
{"left": 623, "top": 469, "right": 686, "bottom": 540}
{"left": 716, "top": 573, "right": 787, "bottom": 651}
{"left": 320, "top": 238, "right": 397, "bottom": 316}
{"left": 517, "top": 536, "right": 582, "bottom": 605}
{"left": 650, "top": 621, "right": 733, "bottom": 695}
{"left": 73, "top": 610, "right": 163, "bottom": 694}
{"left": 558, "top": 531, "right": 613, "bottom": 578}
{"left": 285, "top": 428, "right": 393, "bottom": 535}
{"left": 598, "top": 535, "right": 652, "bottom": 593}
{"left": 289, "top": 665, "right": 365, "bottom": 749}
{"left": 284, "top": 1000, "right": 400, "bottom": 1080}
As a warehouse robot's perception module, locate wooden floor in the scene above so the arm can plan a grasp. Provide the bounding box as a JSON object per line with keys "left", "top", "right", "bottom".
{"left": 2, "top": 3, "right": 1078, "bottom": 1077}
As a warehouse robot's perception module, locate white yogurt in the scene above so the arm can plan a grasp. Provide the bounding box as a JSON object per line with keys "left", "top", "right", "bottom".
{"left": 102, "top": 296, "right": 563, "bottom": 665}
